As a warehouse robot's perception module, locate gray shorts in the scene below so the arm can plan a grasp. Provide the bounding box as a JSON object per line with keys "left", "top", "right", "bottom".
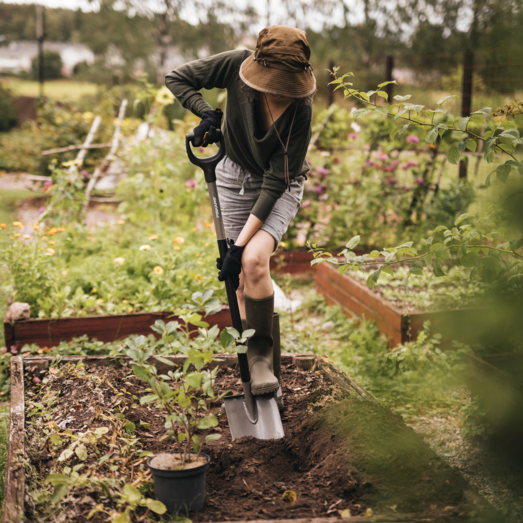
{"left": 215, "top": 156, "right": 304, "bottom": 249}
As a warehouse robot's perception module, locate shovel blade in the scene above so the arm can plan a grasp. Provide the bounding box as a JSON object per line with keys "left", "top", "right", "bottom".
{"left": 224, "top": 393, "right": 284, "bottom": 441}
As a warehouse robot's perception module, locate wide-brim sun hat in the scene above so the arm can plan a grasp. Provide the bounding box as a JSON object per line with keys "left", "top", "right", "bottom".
{"left": 239, "top": 25, "right": 316, "bottom": 99}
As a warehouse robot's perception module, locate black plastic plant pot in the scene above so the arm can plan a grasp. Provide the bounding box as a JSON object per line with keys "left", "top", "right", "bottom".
{"left": 147, "top": 453, "right": 210, "bottom": 513}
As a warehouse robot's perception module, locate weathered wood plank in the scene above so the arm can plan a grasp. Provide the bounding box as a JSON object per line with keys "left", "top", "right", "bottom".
{"left": 8, "top": 309, "right": 232, "bottom": 350}
{"left": 4, "top": 356, "right": 25, "bottom": 523}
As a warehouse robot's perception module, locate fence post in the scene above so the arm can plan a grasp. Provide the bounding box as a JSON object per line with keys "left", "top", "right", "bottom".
{"left": 36, "top": 5, "right": 45, "bottom": 99}
{"left": 327, "top": 60, "right": 335, "bottom": 107}
{"left": 385, "top": 56, "right": 394, "bottom": 101}
{"left": 459, "top": 49, "right": 474, "bottom": 180}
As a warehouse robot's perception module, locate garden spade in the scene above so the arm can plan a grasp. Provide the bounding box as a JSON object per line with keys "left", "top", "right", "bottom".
{"left": 186, "top": 131, "right": 284, "bottom": 441}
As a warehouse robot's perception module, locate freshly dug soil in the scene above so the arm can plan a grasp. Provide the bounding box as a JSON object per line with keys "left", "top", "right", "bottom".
{"left": 23, "top": 359, "right": 497, "bottom": 522}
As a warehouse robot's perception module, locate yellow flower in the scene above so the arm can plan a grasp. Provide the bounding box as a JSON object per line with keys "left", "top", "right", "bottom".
{"left": 114, "top": 257, "right": 125, "bottom": 264}
{"left": 117, "top": 220, "right": 125, "bottom": 225}
{"left": 96, "top": 298, "right": 104, "bottom": 304}
{"left": 39, "top": 247, "right": 44, "bottom": 251}
{"left": 194, "top": 274, "right": 200, "bottom": 281}
{"left": 43, "top": 236, "right": 48, "bottom": 242}
{"left": 0, "top": 224, "right": 6, "bottom": 228}
{"left": 197, "top": 261, "right": 202, "bottom": 265}
{"left": 82, "top": 111, "right": 94, "bottom": 122}
{"left": 173, "top": 237, "right": 185, "bottom": 243}
{"left": 205, "top": 222, "right": 212, "bottom": 228}
{"left": 281, "top": 241, "right": 287, "bottom": 248}
{"left": 49, "top": 240, "right": 56, "bottom": 246}
{"left": 155, "top": 86, "right": 175, "bottom": 106}
{"left": 153, "top": 266, "right": 164, "bottom": 275}
{"left": 48, "top": 229, "right": 57, "bottom": 236}
{"left": 23, "top": 235, "right": 30, "bottom": 239}
{"left": 12, "top": 221, "right": 22, "bottom": 227}
{"left": 56, "top": 227, "right": 65, "bottom": 232}
{"left": 14, "top": 233, "right": 21, "bottom": 238}
{"left": 91, "top": 288, "right": 97, "bottom": 294}
{"left": 148, "top": 235, "right": 159, "bottom": 241}
{"left": 46, "top": 248, "right": 55, "bottom": 256}
{"left": 139, "top": 245, "right": 150, "bottom": 251}
{"left": 195, "top": 254, "right": 200, "bottom": 258}
{"left": 205, "top": 243, "right": 209, "bottom": 247}
{"left": 33, "top": 224, "right": 39, "bottom": 232}
{"left": 122, "top": 300, "right": 129, "bottom": 304}
{"left": 200, "top": 275, "right": 204, "bottom": 282}
{"left": 173, "top": 246, "right": 180, "bottom": 251}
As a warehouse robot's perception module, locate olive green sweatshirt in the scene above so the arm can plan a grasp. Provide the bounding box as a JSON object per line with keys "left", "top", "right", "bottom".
{"left": 165, "top": 49, "right": 312, "bottom": 222}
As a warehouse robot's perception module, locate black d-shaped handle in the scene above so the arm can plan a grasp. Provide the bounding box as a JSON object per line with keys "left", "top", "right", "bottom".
{"left": 186, "top": 130, "right": 226, "bottom": 183}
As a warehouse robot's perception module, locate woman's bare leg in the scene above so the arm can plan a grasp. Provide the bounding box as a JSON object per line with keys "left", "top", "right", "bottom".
{"left": 235, "top": 230, "right": 274, "bottom": 318}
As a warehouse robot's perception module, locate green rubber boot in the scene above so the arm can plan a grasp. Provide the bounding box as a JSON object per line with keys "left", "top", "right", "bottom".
{"left": 244, "top": 293, "right": 279, "bottom": 395}
{"left": 242, "top": 313, "right": 283, "bottom": 409}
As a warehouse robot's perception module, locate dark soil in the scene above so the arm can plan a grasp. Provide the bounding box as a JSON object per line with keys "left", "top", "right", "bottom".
{"left": 23, "top": 359, "right": 499, "bottom": 522}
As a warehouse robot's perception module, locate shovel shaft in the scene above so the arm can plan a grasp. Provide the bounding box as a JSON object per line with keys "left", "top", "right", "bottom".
{"left": 186, "top": 132, "right": 251, "bottom": 384}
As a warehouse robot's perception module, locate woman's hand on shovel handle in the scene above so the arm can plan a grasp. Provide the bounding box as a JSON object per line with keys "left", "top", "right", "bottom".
{"left": 218, "top": 241, "right": 245, "bottom": 290}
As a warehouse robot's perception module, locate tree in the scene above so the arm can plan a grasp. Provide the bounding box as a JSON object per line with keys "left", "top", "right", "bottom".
{"left": 31, "top": 50, "right": 63, "bottom": 80}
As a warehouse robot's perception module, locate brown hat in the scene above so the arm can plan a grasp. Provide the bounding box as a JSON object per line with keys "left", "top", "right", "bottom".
{"left": 239, "top": 25, "right": 316, "bottom": 98}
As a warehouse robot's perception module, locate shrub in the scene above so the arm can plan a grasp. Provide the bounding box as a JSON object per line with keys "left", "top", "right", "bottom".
{"left": 30, "top": 50, "right": 63, "bottom": 80}
{"left": 0, "top": 83, "right": 18, "bottom": 132}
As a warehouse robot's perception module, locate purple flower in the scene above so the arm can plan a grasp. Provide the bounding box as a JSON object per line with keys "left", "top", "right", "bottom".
{"left": 39, "top": 206, "right": 46, "bottom": 214}
{"left": 415, "top": 177, "right": 425, "bottom": 185}
{"left": 185, "top": 178, "right": 198, "bottom": 190}
{"left": 306, "top": 158, "right": 312, "bottom": 166}
{"left": 391, "top": 160, "right": 401, "bottom": 167}
{"left": 302, "top": 199, "right": 311, "bottom": 208}
{"left": 382, "top": 165, "right": 397, "bottom": 172}
{"left": 364, "top": 162, "right": 372, "bottom": 168}
{"left": 406, "top": 135, "right": 420, "bottom": 145}
{"left": 409, "top": 161, "right": 419, "bottom": 168}
{"left": 332, "top": 156, "right": 340, "bottom": 164}
{"left": 385, "top": 177, "right": 398, "bottom": 185}
{"left": 315, "top": 167, "right": 329, "bottom": 178}
{"left": 348, "top": 132, "right": 359, "bottom": 140}
{"left": 378, "top": 152, "right": 390, "bottom": 162}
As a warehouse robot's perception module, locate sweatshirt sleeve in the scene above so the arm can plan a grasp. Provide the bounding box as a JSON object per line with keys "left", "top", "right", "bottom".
{"left": 250, "top": 105, "right": 312, "bottom": 222}
{"left": 165, "top": 49, "right": 250, "bottom": 117}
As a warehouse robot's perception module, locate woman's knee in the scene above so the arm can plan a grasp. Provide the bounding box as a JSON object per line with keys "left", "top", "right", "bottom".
{"left": 242, "top": 249, "right": 269, "bottom": 284}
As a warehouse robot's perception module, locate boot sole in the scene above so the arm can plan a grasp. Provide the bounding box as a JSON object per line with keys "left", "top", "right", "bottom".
{"left": 251, "top": 383, "right": 280, "bottom": 395}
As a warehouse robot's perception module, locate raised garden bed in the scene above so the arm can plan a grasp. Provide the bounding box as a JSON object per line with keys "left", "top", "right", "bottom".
{"left": 316, "top": 262, "right": 494, "bottom": 347}
{"left": 6, "top": 352, "right": 496, "bottom": 522}
{"left": 3, "top": 309, "right": 232, "bottom": 352}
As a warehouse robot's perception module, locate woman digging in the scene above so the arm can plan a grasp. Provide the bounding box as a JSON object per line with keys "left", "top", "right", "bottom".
{"left": 166, "top": 25, "right": 315, "bottom": 402}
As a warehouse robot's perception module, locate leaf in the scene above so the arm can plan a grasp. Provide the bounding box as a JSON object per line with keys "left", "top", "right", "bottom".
{"left": 94, "top": 427, "right": 109, "bottom": 436}
{"left": 410, "top": 261, "right": 424, "bottom": 274}
{"left": 376, "top": 91, "right": 388, "bottom": 100}
{"left": 45, "top": 474, "right": 71, "bottom": 485}
{"left": 75, "top": 444, "right": 88, "bottom": 461}
{"left": 192, "top": 434, "right": 200, "bottom": 452}
{"left": 485, "top": 171, "right": 495, "bottom": 187}
{"left": 112, "top": 512, "right": 131, "bottom": 523}
{"left": 144, "top": 499, "right": 167, "bottom": 515}
{"left": 472, "top": 107, "right": 492, "bottom": 115}
{"left": 457, "top": 117, "right": 470, "bottom": 130}
{"left": 455, "top": 213, "right": 474, "bottom": 226}
{"left": 447, "top": 147, "right": 461, "bottom": 165}
{"left": 346, "top": 235, "right": 360, "bottom": 249}
{"left": 205, "top": 433, "right": 222, "bottom": 442}
{"left": 369, "top": 250, "right": 380, "bottom": 259}
{"left": 433, "top": 259, "right": 446, "bottom": 277}
{"left": 185, "top": 372, "right": 203, "bottom": 389}
{"left": 123, "top": 483, "right": 142, "bottom": 503}
{"left": 466, "top": 140, "right": 477, "bottom": 152}
{"left": 341, "top": 509, "right": 352, "bottom": 518}
{"left": 234, "top": 344, "right": 248, "bottom": 354}
{"left": 155, "top": 356, "right": 175, "bottom": 366}
{"left": 425, "top": 127, "right": 439, "bottom": 145}
{"left": 197, "top": 415, "right": 218, "bottom": 429}
{"left": 132, "top": 365, "right": 149, "bottom": 382}
{"left": 353, "top": 108, "right": 373, "bottom": 121}
{"left": 140, "top": 394, "right": 159, "bottom": 404}
{"left": 378, "top": 80, "right": 397, "bottom": 88}
{"left": 50, "top": 484, "right": 68, "bottom": 504}
{"left": 374, "top": 105, "right": 388, "bottom": 116}
{"left": 124, "top": 421, "right": 136, "bottom": 433}
{"left": 506, "top": 160, "right": 523, "bottom": 175}
{"left": 58, "top": 448, "right": 74, "bottom": 462}
{"left": 241, "top": 328, "right": 255, "bottom": 338}
{"left": 496, "top": 163, "right": 511, "bottom": 183}
{"left": 220, "top": 329, "right": 235, "bottom": 351}
{"left": 381, "top": 265, "right": 393, "bottom": 275}
{"left": 437, "top": 95, "right": 457, "bottom": 106}
{"left": 393, "top": 94, "right": 412, "bottom": 101}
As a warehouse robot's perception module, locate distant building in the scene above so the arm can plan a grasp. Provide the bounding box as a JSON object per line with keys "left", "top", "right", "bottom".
{"left": 0, "top": 41, "right": 94, "bottom": 76}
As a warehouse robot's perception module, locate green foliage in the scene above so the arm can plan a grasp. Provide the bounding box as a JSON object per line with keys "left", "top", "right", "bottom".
{"left": 0, "top": 84, "right": 19, "bottom": 132}
{"left": 30, "top": 50, "right": 63, "bottom": 81}
{"left": 460, "top": 396, "right": 493, "bottom": 440}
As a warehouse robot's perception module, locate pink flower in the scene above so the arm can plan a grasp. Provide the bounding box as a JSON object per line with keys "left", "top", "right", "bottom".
{"left": 350, "top": 177, "right": 357, "bottom": 183}
{"left": 415, "top": 177, "right": 424, "bottom": 185}
{"left": 348, "top": 133, "right": 359, "bottom": 140}
{"left": 332, "top": 156, "right": 340, "bottom": 164}
{"left": 306, "top": 158, "right": 312, "bottom": 166}
{"left": 385, "top": 177, "right": 398, "bottom": 185}
{"left": 43, "top": 180, "right": 53, "bottom": 192}
{"left": 315, "top": 167, "right": 328, "bottom": 177}
{"left": 185, "top": 178, "right": 198, "bottom": 190}
{"left": 39, "top": 206, "right": 45, "bottom": 213}
{"left": 406, "top": 135, "right": 420, "bottom": 144}
{"left": 409, "top": 161, "right": 419, "bottom": 168}
{"left": 302, "top": 199, "right": 311, "bottom": 208}
{"left": 391, "top": 160, "right": 401, "bottom": 167}
{"left": 404, "top": 185, "right": 411, "bottom": 191}
{"left": 198, "top": 147, "right": 205, "bottom": 153}
{"left": 382, "top": 165, "right": 397, "bottom": 172}
{"left": 378, "top": 152, "right": 390, "bottom": 162}
{"left": 0, "top": 347, "right": 6, "bottom": 355}
{"left": 364, "top": 162, "right": 372, "bottom": 169}
{"left": 10, "top": 346, "right": 17, "bottom": 355}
